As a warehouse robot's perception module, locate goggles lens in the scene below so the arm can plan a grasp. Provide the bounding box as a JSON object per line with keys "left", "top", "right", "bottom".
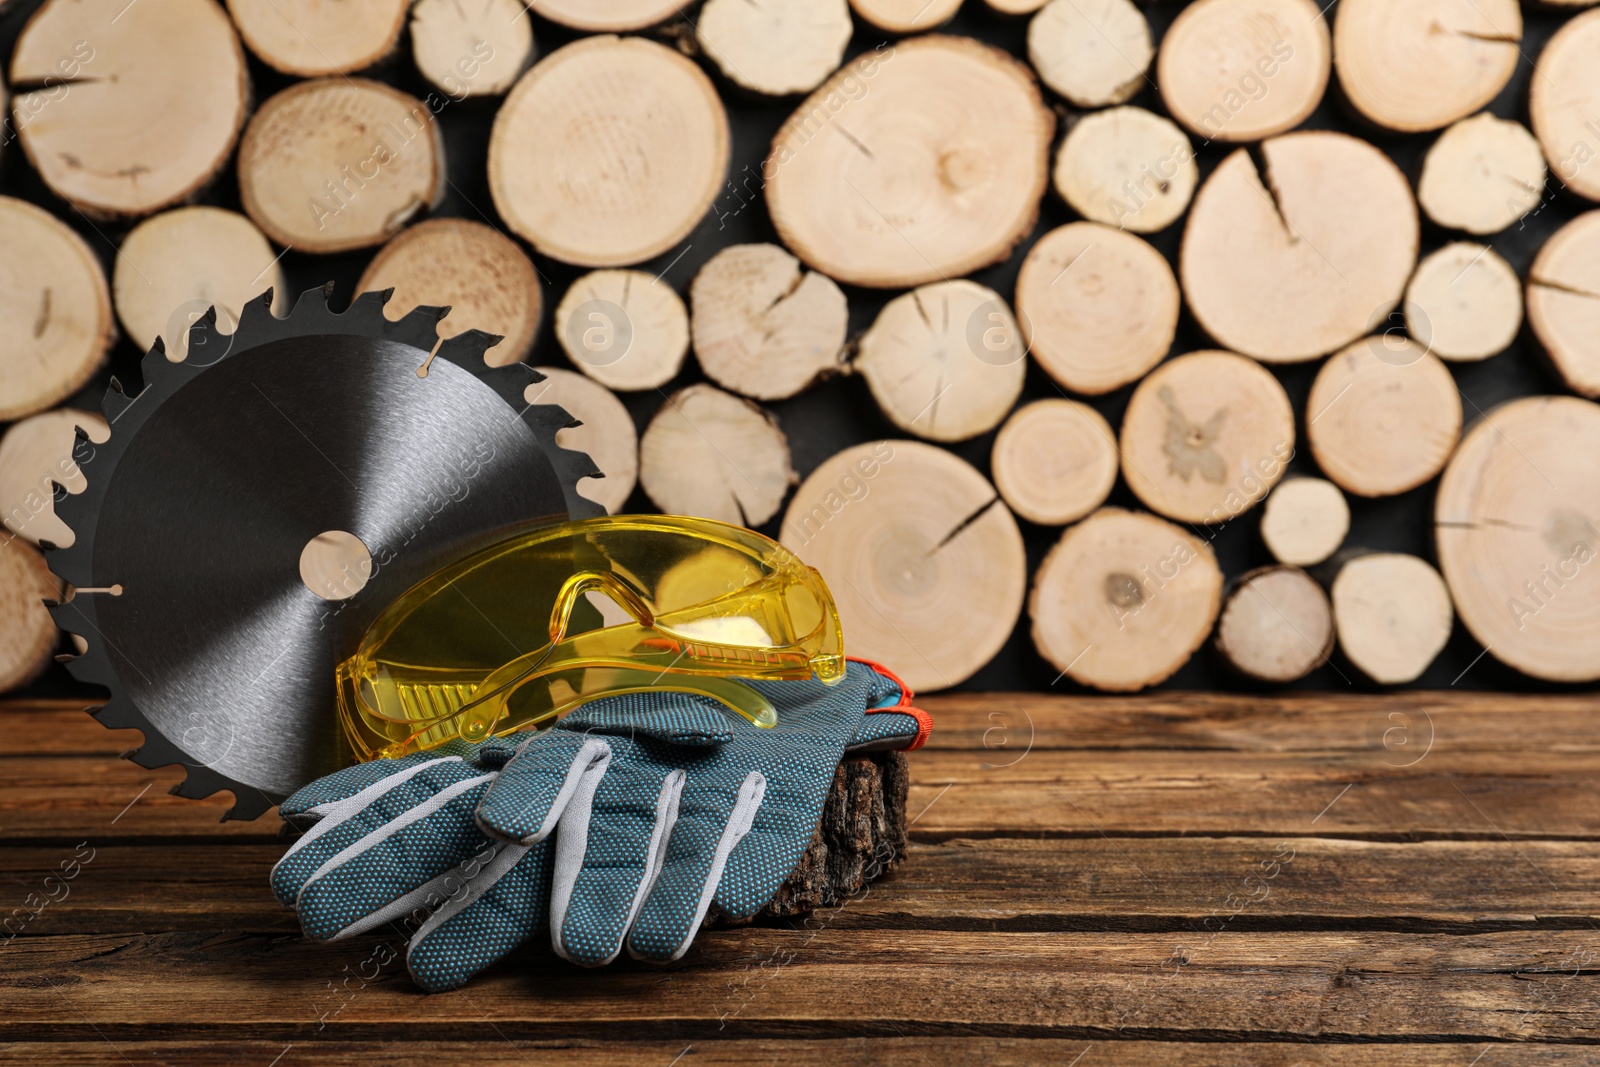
{"left": 337, "top": 515, "right": 844, "bottom": 760}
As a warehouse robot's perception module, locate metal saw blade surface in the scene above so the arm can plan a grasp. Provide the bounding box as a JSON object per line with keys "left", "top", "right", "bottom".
{"left": 50, "top": 291, "right": 600, "bottom": 817}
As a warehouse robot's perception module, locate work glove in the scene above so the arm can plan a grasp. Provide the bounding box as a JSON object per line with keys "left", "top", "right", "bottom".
{"left": 270, "top": 659, "right": 928, "bottom": 991}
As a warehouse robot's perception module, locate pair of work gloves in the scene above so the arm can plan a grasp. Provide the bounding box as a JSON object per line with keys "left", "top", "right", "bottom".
{"left": 270, "top": 659, "right": 929, "bottom": 991}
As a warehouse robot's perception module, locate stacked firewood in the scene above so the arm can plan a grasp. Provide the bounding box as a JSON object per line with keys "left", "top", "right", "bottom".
{"left": 1, "top": 0, "right": 1597, "bottom": 697}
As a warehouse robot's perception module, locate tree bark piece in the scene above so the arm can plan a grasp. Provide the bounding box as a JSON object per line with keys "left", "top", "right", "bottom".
{"left": 848, "top": 0, "right": 962, "bottom": 33}
{"left": 1157, "top": 0, "right": 1329, "bottom": 143}
{"left": 554, "top": 269, "right": 689, "bottom": 391}
{"left": 1527, "top": 210, "right": 1600, "bottom": 397}
{"left": 1259, "top": 477, "right": 1349, "bottom": 567}
{"left": 1053, "top": 107, "right": 1196, "bottom": 234}
{"left": 1119, "top": 350, "right": 1295, "bottom": 525}
{"left": 0, "top": 409, "right": 108, "bottom": 548}
{"left": 990, "top": 399, "right": 1118, "bottom": 526}
{"left": 697, "top": 0, "right": 851, "bottom": 96}
{"left": 766, "top": 36, "right": 1053, "bottom": 288}
{"left": 0, "top": 197, "right": 113, "bottom": 421}
{"left": 9, "top": 0, "right": 247, "bottom": 218}
{"left": 855, "top": 280, "right": 1026, "bottom": 443}
{"left": 357, "top": 218, "right": 541, "bottom": 368}
{"left": 639, "top": 384, "right": 793, "bottom": 526}
{"left": 1027, "top": 0, "right": 1152, "bottom": 109}
{"left": 113, "top": 207, "right": 287, "bottom": 363}
{"left": 489, "top": 36, "right": 728, "bottom": 268}
{"left": 1181, "top": 132, "right": 1418, "bottom": 363}
{"left": 689, "top": 243, "right": 847, "bottom": 401}
{"left": 1015, "top": 222, "right": 1178, "bottom": 395}
{"left": 411, "top": 0, "right": 534, "bottom": 98}
{"left": 735, "top": 751, "right": 909, "bottom": 921}
{"left": 526, "top": 367, "right": 638, "bottom": 515}
{"left": 1334, "top": 0, "right": 1520, "bottom": 134}
{"left": 1215, "top": 565, "right": 1333, "bottom": 683}
{"left": 1330, "top": 553, "right": 1453, "bottom": 685}
{"left": 781, "top": 441, "right": 1025, "bottom": 693}
{"left": 0, "top": 534, "right": 60, "bottom": 695}
{"left": 238, "top": 79, "right": 444, "bottom": 255}
{"left": 227, "top": 0, "right": 405, "bottom": 76}
{"left": 1436, "top": 395, "right": 1600, "bottom": 683}
{"left": 1531, "top": 9, "right": 1600, "bottom": 201}
{"left": 1417, "top": 113, "right": 1545, "bottom": 235}
{"left": 1030, "top": 507, "right": 1223, "bottom": 692}
{"left": 1306, "top": 337, "right": 1462, "bottom": 498}
{"left": 527, "top": 0, "right": 680, "bottom": 31}
{"left": 1404, "top": 242, "right": 1521, "bottom": 363}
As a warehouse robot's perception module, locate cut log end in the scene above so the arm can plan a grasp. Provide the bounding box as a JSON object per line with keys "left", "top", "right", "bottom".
{"left": 1053, "top": 107, "right": 1196, "bottom": 234}
{"left": 555, "top": 269, "right": 689, "bottom": 391}
{"left": 1405, "top": 242, "right": 1522, "bottom": 363}
{"left": 411, "top": 0, "right": 535, "bottom": 98}
{"left": 640, "top": 384, "right": 793, "bottom": 526}
{"left": 1418, "top": 113, "right": 1545, "bottom": 235}
{"left": 1157, "top": 0, "right": 1330, "bottom": 142}
{"left": 697, "top": 0, "right": 852, "bottom": 96}
{"left": 991, "top": 399, "right": 1118, "bottom": 526}
{"left": 1028, "top": 0, "right": 1151, "bottom": 109}
{"left": 781, "top": 441, "right": 1025, "bottom": 693}
{"left": 238, "top": 79, "right": 444, "bottom": 255}
{"left": 358, "top": 218, "right": 541, "bottom": 368}
{"left": 0, "top": 197, "right": 114, "bottom": 422}
{"left": 1330, "top": 552, "right": 1453, "bottom": 685}
{"left": 711, "top": 750, "right": 909, "bottom": 923}
{"left": 1215, "top": 565, "right": 1334, "bottom": 683}
{"left": 1180, "top": 132, "right": 1418, "bottom": 363}
{"left": 114, "top": 207, "right": 287, "bottom": 364}
{"left": 766, "top": 35, "right": 1053, "bottom": 288}
{"left": 1030, "top": 507, "right": 1223, "bottom": 692}
{"left": 690, "top": 243, "right": 847, "bottom": 401}
{"left": 1307, "top": 337, "right": 1462, "bottom": 498}
{"left": 1016, "top": 222, "right": 1178, "bottom": 395}
{"left": 1436, "top": 395, "right": 1600, "bottom": 683}
{"left": 489, "top": 36, "right": 728, "bottom": 267}
{"left": 528, "top": 0, "right": 682, "bottom": 31}
{"left": 11, "top": 0, "right": 247, "bottom": 218}
{"left": 1527, "top": 211, "right": 1600, "bottom": 398}
{"left": 0, "top": 535, "right": 61, "bottom": 695}
{"left": 1335, "top": 0, "right": 1520, "bottom": 133}
{"left": 0, "top": 408, "right": 110, "bottom": 548}
{"left": 848, "top": 0, "right": 962, "bottom": 33}
{"left": 1120, "top": 350, "right": 1295, "bottom": 525}
{"left": 1531, "top": 10, "right": 1600, "bottom": 201}
{"left": 856, "top": 280, "right": 1025, "bottom": 443}
{"left": 1260, "top": 477, "right": 1350, "bottom": 567}
{"left": 227, "top": 0, "right": 406, "bottom": 76}
{"left": 527, "top": 367, "right": 638, "bottom": 515}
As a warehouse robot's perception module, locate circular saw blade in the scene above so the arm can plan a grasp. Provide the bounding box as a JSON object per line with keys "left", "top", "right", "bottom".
{"left": 47, "top": 286, "right": 603, "bottom": 820}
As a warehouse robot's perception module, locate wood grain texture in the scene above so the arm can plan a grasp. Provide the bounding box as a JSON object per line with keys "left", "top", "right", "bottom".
{"left": 4, "top": 692, "right": 1596, "bottom": 1061}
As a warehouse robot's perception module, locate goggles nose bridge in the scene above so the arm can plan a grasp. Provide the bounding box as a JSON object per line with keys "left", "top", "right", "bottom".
{"left": 550, "top": 570, "right": 654, "bottom": 644}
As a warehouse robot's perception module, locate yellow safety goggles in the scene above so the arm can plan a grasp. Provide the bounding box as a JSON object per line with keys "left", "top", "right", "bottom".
{"left": 337, "top": 515, "right": 845, "bottom": 761}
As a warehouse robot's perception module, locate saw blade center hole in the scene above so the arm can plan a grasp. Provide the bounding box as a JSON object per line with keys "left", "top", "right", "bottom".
{"left": 299, "top": 530, "right": 373, "bottom": 601}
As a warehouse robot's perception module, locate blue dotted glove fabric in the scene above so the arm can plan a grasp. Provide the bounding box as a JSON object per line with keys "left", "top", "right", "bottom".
{"left": 270, "top": 742, "right": 552, "bottom": 993}
{"left": 271, "top": 661, "right": 923, "bottom": 991}
{"left": 474, "top": 660, "right": 910, "bottom": 968}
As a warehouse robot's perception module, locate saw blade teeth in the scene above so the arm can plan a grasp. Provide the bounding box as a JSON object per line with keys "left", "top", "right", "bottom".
{"left": 238, "top": 288, "right": 281, "bottom": 332}
{"left": 184, "top": 306, "right": 228, "bottom": 363}
{"left": 290, "top": 283, "right": 337, "bottom": 324}
{"left": 386, "top": 303, "right": 444, "bottom": 352}
{"left": 91, "top": 695, "right": 143, "bottom": 731}
{"left": 222, "top": 789, "right": 275, "bottom": 822}
{"left": 102, "top": 376, "right": 138, "bottom": 423}
{"left": 346, "top": 288, "right": 396, "bottom": 333}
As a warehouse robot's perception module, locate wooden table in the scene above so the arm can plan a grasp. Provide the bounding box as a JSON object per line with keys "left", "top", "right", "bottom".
{"left": 3, "top": 691, "right": 1597, "bottom": 1064}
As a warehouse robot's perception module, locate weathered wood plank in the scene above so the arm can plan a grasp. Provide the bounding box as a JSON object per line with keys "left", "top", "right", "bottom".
{"left": 0, "top": 1040, "right": 1584, "bottom": 1067}
{"left": 3, "top": 745, "right": 1595, "bottom": 841}
{"left": 10, "top": 691, "right": 1598, "bottom": 758}
{"left": 7, "top": 837, "right": 1600, "bottom": 937}
{"left": 3, "top": 929, "right": 1598, "bottom": 1042}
